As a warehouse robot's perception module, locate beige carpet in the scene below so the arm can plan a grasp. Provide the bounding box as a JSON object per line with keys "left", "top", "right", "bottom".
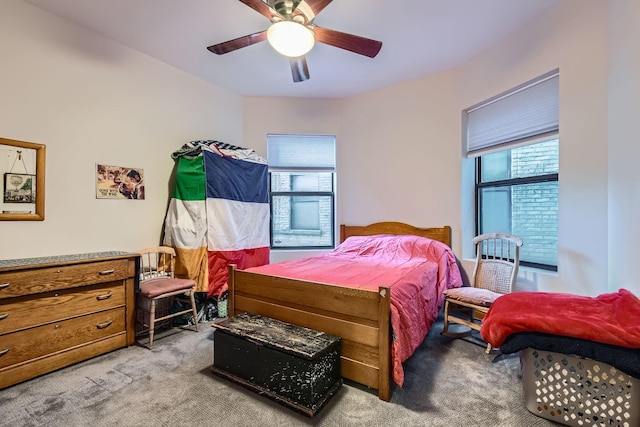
{"left": 0, "top": 317, "right": 559, "bottom": 426}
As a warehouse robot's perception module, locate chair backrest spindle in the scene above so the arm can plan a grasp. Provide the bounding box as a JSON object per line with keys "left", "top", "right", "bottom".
{"left": 139, "top": 246, "right": 179, "bottom": 282}
{"left": 471, "top": 233, "right": 524, "bottom": 295}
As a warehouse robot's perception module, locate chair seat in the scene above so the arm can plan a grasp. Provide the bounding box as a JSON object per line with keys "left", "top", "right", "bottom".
{"left": 444, "top": 287, "right": 503, "bottom": 308}
{"left": 140, "top": 277, "right": 196, "bottom": 299}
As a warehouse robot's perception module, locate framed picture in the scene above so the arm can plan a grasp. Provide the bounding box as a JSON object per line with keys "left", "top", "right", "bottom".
{"left": 3, "top": 173, "right": 35, "bottom": 203}
{"left": 96, "top": 164, "right": 145, "bottom": 200}
{"left": 0, "top": 138, "right": 45, "bottom": 221}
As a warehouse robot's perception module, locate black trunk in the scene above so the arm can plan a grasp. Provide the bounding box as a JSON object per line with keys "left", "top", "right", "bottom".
{"left": 211, "top": 313, "right": 342, "bottom": 417}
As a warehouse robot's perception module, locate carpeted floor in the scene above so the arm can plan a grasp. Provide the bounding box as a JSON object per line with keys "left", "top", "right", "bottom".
{"left": 0, "top": 316, "right": 559, "bottom": 427}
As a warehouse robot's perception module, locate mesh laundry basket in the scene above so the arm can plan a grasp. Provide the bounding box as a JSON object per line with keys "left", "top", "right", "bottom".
{"left": 521, "top": 348, "right": 639, "bottom": 427}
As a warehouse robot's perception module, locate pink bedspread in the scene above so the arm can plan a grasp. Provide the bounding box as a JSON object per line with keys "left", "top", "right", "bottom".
{"left": 480, "top": 289, "right": 640, "bottom": 349}
{"left": 245, "top": 234, "right": 463, "bottom": 387}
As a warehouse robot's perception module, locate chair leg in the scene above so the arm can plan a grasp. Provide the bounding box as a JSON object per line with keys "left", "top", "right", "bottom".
{"left": 148, "top": 299, "right": 157, "bottom": 350}
{"left": 189, "top": 291, "right": 199, "bottom": 332}
{"left": 442, "top": 300, "right": 450, "bottom": 335}
{"left": 485, "top": 343, "right": 492, "bottom": 354}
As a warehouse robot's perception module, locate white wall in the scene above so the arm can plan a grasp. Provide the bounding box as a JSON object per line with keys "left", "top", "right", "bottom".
{"left": 338, "top": 71, "right": 461, "bottom": 250}
{"left": 243, "top": 97, "right": 342, "bottom": 158}
{"left": 0, "top": 0, "right": 243, "bottom": 259}
{"left": 242, "top": 97, "right": 342, "bottom": 263}
{"left": 243, "top": 72, "right": 460, "bottom": 263}
{"left": 458, "top": 0, "right": 609, "bottom": 295}
{"left": 608, "top": 0, "right": 640, "bottom": 296}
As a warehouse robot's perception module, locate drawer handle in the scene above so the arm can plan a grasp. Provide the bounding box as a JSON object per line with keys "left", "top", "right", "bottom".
{"left": 0, "top": 348, "right": 8, "bottom": 356}
{"left": 0, "top": 283, "right": 9, "bottom": 290}
{"left": 0, "top": 313, "right": 8, "bottom": 320}
{"left": 98, "top": 269, "right": 116, "bottom": 275}
{"left": 96, "top": 321, "right": 113, "bottom": 329}
{"left": 96, "top": 292, "right": 112, "bottom": 301}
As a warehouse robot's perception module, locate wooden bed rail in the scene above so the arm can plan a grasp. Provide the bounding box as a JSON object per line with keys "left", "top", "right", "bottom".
{"left": 227, "top": 264, "right": 392, "bottom": 401}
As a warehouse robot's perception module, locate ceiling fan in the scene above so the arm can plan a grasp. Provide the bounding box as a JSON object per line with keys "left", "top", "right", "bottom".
{"left": 207, "top": 0, "right": 383, "bottom": 83}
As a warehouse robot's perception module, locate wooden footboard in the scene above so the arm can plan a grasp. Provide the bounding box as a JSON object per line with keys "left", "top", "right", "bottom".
{"left": 227, "top": 264, "right": 392, "bottom": 401}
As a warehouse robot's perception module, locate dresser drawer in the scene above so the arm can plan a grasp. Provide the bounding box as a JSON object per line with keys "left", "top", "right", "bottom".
{"left": 0, "top": 282, "right": 124, "bottom": 335}
{"left": 0, "top": 307, "right": 125, "bottom": 370}
{"left": 0, "top": 259, "right": 130, "bottom": 300}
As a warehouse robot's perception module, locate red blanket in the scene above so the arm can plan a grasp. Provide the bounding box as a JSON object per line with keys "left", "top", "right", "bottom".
{"left": 480, "top": 289, "right": 640, "bottom": 348}
{"left": 246, "top": 234, "right": 463, "bottom": 387}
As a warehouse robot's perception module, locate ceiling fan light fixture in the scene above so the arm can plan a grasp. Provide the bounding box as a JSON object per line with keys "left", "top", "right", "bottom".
{"left": 267, "top": 21, "right": 315, "bottom": 58}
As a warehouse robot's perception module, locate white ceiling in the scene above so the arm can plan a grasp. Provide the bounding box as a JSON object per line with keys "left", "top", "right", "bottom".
{"left": 25, "top": 0, "right": 561, "bottom": 98}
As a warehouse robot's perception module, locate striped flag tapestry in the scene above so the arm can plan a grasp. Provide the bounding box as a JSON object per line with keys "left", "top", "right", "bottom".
{"left": 163, "top": 141, "right": 270, "bottom": 298}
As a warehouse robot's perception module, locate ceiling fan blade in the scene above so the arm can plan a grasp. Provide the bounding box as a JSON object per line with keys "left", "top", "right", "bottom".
{"left": 239, "top": 0, "right": 284, "bottom": 21}
{"left": 290, "top": 57, "right": 310, "bottom": 83}
{"left": 207, "top": 30, "right": 268, "bottom": 55}
{"left": 303, "top": 0, "right": 333, "bottom": 17}
{"left": 312, "top": 26, "right": 382, "bottom": 58}
{"left": 292, "top": 0, "right": 331, "bottom": 22}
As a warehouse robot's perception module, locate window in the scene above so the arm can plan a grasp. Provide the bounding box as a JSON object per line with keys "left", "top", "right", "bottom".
{"left": 267, "top": 134, "right": 336, "bottom": 249}
{"left": 465, "top": 70, "right": 559, "bottom": 271}
{"left": 477, "top": 139, "right": 559, "bottom": 269}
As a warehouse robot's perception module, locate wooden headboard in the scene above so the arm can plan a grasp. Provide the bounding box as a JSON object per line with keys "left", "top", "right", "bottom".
{"left": 340, "top": 222, "right": 452, "bottom": 247}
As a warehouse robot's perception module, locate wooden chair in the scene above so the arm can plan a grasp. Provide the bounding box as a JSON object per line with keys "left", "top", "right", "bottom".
{"left": 441, "top": 233, "right": 523, "bottom": 352}
{"left": 136, "top": 246, "right": 198, "bottom": 349}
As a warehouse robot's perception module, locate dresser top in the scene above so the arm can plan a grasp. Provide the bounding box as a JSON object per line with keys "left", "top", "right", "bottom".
{"left": 0, "top": 251, "right": 138, "bottom": 271}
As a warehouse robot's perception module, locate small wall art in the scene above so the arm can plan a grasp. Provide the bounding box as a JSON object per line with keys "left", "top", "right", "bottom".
{"left": 96, "top": 164, "right": 145, "bottom": 200}
{"left": 0, "top": 137, "right": 46, "bottom": 221}
{"left": 3, "top": 173, "right": 35, "bottom": 203}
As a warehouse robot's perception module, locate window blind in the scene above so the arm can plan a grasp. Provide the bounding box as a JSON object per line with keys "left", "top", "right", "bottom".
{"left": 465, "top": 70, "right": 559, "bottom": 157}
{"left": 267, "top": 134, "right": 336, "bottom": 170}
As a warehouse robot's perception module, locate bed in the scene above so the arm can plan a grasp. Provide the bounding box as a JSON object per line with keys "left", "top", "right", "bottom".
{"left": 226, "top": 222, "right": 463, "bottom": 401}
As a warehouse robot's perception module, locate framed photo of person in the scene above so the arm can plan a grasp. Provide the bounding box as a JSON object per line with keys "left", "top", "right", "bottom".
{"left": 96, "top": 164, "right": 145, "bottom": 200}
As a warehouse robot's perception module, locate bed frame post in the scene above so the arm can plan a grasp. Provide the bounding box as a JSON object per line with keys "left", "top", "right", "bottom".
{"left": 378, "top": 286, "right": 391, "bottom": 401}
{"left": 227, "top": 264, "right": 236, "bottom": 317}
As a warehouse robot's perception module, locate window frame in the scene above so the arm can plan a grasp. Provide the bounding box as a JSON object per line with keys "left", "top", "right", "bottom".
{"left": 475, "top": 138, "right": 559, "bottom": 271}
{"left": 269, "top": 170, "right": 336, "bottom": 250}
{"left": 267, "top": 134, "right": 336, "bottom": 251}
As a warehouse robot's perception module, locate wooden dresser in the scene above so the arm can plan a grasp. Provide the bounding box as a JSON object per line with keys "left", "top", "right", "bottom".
{"left": 0, "top": 251, "right": 138, "bottom": 389}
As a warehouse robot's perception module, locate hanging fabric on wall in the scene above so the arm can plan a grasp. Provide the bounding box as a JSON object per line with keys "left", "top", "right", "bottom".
{"left": 163, "top": 140, "right": 270, "bottom": 298}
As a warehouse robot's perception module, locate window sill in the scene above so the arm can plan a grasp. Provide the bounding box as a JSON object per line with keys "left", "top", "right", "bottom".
{"left": 275, "top": 229, "right": 322, "bottom": 236}
{"left": 519, "top": 264, "right": 558, "bottom": 277}
{"left": 270, "top": 248, "right": 332, "bottom": 264}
